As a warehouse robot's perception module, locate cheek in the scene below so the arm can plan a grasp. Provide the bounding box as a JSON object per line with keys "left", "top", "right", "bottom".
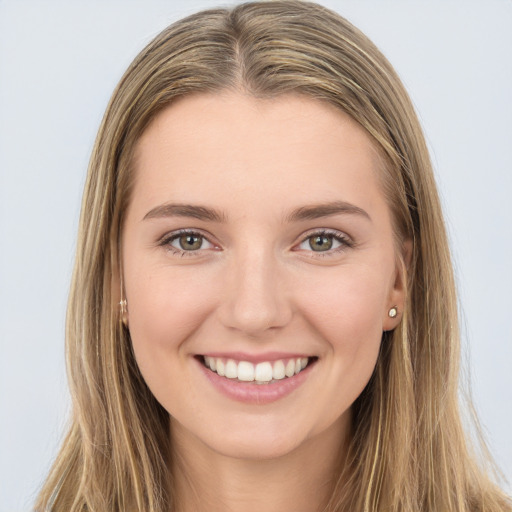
{"left": 299, "top": 264, "right": 388, "bottom": 341}
{"left": 125, "top": 264, "right": 219, "bottom": 379}
{"left": 296, "top": 265, "right": 387, "bottom": 391}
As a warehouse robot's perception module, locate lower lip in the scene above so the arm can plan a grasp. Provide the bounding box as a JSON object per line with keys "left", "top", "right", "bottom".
{"left": 196, "top": 358, "right": 315, "bottom": 405}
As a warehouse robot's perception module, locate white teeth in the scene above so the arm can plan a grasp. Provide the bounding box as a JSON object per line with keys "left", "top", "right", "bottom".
{"left": 204, "top": 356, "right": 216, "bottom": 371}
{"left": 203, "top": 356, "right": 311, "bottom": 382}
{"left": 285, "top": 359, "right": 295, "bottom": 378}
{"left": 255, "top": 362, "right": 273, "bottom": 382}
{"left": 272, "top": 360, "right": 286, "bottom": 380}
{"left": 225, "top": 359, "right": 238, "bottom": 379}
{"left": 237, "top": 361, "right": 255, "bottom": 382}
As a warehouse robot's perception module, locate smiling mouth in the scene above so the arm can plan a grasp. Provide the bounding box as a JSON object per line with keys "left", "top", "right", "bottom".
{"left": 199, "top": 355, "right": 317, "bottom": 384}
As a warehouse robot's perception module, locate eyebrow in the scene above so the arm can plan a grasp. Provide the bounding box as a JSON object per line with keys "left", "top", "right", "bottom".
{"left": 285, "top": 200, "right": 371, "bottom": 223}
{"left": 143, "top": 200, "right": 370, "bottom": 223}
{"left": 143, "top": 203, "right": 227, "bottom": 222}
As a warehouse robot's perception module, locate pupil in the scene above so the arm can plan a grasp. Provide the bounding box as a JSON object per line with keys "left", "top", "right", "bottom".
{"left": 310, "top": 235, "right": 332, "bottom": 251}
{"left": 180, "top": 234, "right": 201, "bottom": 250}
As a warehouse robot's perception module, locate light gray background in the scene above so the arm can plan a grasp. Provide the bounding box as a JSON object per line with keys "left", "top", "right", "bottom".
{"left": 1, "top": 1, "right": 511, "bottom": 510}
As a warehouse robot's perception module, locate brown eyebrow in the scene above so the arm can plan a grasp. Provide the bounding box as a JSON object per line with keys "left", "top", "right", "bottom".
{"left": 286, "top": 201, "right": 371, "bottom": 223}
{"left": 143, "top": 200, "right": 370, "bottom": 223}
{"left": 143, "top": 203, "right": 227, "bottom": 223}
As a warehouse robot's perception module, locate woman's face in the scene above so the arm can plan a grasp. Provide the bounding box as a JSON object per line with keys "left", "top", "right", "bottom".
{"left": 122, "top": 93, "right": 406, "bottom": 460}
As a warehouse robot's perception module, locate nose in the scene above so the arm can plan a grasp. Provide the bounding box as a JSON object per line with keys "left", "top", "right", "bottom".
{"left": 218, "top": 246, "right": 293, "bottom": 337}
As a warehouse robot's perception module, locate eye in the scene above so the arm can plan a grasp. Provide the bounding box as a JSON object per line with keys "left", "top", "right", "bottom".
{"left": 296, "top": 230, "right": 353, "bottom": 255}
{"left": 306, "top": 234, "right": 336, "bottom": 252}
{"left": 160, "top": 230, "right": 216, "bottom": 256}
{"left": 172, "top": 233, "right": 208, "bottom": 251}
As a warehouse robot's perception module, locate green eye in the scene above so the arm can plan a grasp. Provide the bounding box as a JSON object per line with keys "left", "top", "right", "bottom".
{"left": 162, "top": 229, "right": 217, "bottom": 256}
{"left": 309, "top": 235, "right": 333, "bottom": 251}
{"left": 164, "top": 231, "right": 215, "bottom": 253}
{"left": 296, "top": 230, "right": 352, "bottom": 255}
{"left": 176, "top": 234, "right": 203, "bottom": 251}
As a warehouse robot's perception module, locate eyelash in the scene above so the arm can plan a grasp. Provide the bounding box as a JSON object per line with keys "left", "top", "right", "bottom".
{"left": 158, "top": 228, "right": 354, "bottom": 258}
{"left": 158, "top": 229, "right": 216, "bottom": 258}
{"left": 296, "top": 229, "right": 355, "bottom": 257}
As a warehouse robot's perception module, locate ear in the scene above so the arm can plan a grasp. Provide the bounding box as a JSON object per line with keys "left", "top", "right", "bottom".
{"left": 383, "top": 238, "right": 412, "bottom": 331}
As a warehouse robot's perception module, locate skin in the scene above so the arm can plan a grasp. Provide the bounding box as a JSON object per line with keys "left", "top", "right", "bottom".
{"left": 121, "top": 92, "right": 407, "bottom": 512}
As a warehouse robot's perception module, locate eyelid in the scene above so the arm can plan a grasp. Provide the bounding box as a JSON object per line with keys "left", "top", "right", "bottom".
{"left": 294, "top": 228, "right": 354, "bottom": 255}
{"left": 156, "top": 227, "right": 354, "bottom": 258}
{"left": 158, "top": 228, "right": 220, "bottom": 256}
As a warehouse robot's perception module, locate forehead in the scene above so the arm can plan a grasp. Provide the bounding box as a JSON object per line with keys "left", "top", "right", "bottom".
{"left": 129, "top": 92, "right": 386, "bottom": 220}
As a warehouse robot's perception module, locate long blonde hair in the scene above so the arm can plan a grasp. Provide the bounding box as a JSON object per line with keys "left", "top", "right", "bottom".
{"left": 35, "top": 1, "right": 510, "bottom": 511}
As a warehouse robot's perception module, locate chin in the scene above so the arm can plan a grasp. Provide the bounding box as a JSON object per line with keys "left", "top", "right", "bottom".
{"left": 206, "top": 429, "right": 311, "bottom": 461}
{"left": 170, "top": 407, "right": 349, "bottom": 464}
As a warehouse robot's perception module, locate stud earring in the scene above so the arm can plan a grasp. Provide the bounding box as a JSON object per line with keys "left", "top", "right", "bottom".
{"left": 388, "top": 306, "right": 398, "bottom": 318}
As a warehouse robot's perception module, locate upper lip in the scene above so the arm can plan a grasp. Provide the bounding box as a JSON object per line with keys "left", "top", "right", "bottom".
{"left": 198, "top": 351, "right": 314, "bottom": 364}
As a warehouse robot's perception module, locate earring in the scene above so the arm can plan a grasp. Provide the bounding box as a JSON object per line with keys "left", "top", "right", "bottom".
{"left": 119, "top": 299, "right": 128, "bottom": 325}
{"left": 388, "top": 306, "right": 398, "bottom": 318}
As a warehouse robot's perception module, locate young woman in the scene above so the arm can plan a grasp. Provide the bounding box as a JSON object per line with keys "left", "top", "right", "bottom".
{"left": 34, "top": 1, "right": 511, "bottom": 511}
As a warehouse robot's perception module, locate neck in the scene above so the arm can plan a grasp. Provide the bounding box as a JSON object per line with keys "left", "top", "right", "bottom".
{"left": 169, "top": 415, "right": 351, "bottom": 512}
